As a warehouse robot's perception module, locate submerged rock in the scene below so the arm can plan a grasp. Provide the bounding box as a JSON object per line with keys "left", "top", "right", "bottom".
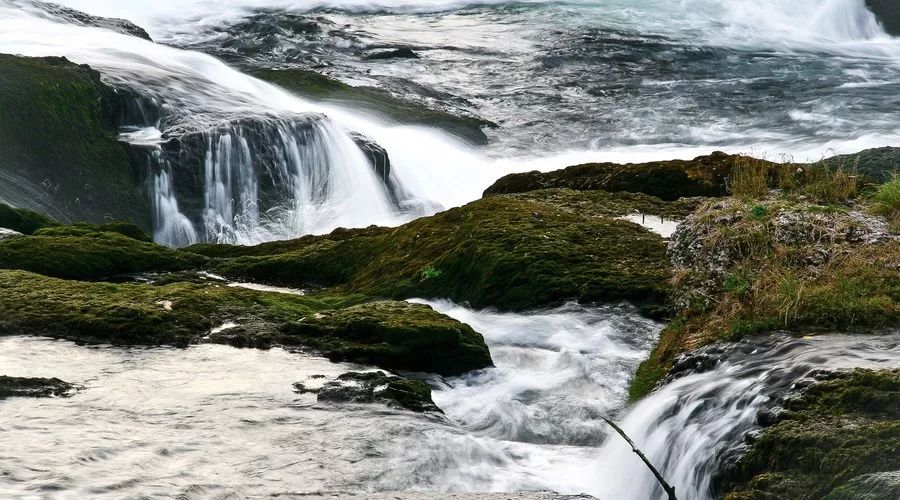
{"left": 251, "top": 68, "right": 494, "bottom": 144}
{"left": 0, "top": 375, "right": 78, "bottom": 400}
{"left": 364, "top": 47, "right": 421, "bottom": 61}
{"left": 294, "top": 371, "right": 440, "bottom": 413}
{"left": 16, "top": 0, "right": 152, "bottom": 40}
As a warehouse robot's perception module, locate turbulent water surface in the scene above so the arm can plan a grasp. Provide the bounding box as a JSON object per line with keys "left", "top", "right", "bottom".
{"left": 2, "top": 299, "right": 898, "bottom": 498}
{"left": 2, "top": 0, "right": 899, "bottom": 243}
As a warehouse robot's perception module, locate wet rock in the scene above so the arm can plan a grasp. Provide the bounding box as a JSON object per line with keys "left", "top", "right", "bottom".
{"left": 0, "top": 375, "right": 78, "bottom": 400}
{"left": 17, "top": 1, "right": 152, "bottom": 40}
{"left": 0, "top": 54, "right": 151, "bottom": 229}
{"left": 866, "top": 0, "right": 900, "bottom": 36}
{"left": 725, "top": 369, "right": 900, "bottom": 500}
{"left": 294, "top": 371, "right": 440, "bottom": 413}
{"left": 364, "top": 47, "right": 421, "bottom": 61}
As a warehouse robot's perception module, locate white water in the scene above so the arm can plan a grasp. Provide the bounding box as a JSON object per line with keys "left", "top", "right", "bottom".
{"left": 2, "top": 0, "right": 899, "bottom": 244}
{"left": 3, "top": 299, "right": 897, "bottom": 498}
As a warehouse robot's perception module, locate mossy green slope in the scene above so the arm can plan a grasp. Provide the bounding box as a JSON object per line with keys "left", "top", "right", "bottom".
{"left": 0, "top": 227, "right": 201, "bottom": 280}
{"left": 196, "top": 189, "right": 676, "bottom": 314}
{"left": 252, "top": 68, "right": 494, "bottom": 144}
{"left": 0, "top": 270, "right": 491, "bottom": 376}
{"left": 726, "top": 369, "right": 900, "bottom": 500}
{"left": 0, "top": 54, "right": 149, "bottom": 228}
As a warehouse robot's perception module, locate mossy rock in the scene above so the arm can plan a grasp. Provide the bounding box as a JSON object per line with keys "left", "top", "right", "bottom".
{"left": 0, "top": 54, "right": 150, "bottom": 228}
{"left": 196, "top": 189, "right": 676, "bottom": 314}
{"left": 0, "top": 375, "right": 77, "bottom": 400}
{"left": 825, "top": 471, "right": 900, "bottom": 500}
{"left": 0, "top": 228, "right": 201, "bottom": 280}
{"left": 483, "top": 151, "right": 757, "bottom": 200}
{"left": 725, "top": 369, "right": 900, "bottom": 500}
{"left": 252, "top": 68, "right": 494, "bottom": 144}
{"left": 282, "top": 301, "right": 492, "bottom": 376}
{"left": 0, "top": 203, "right": 56, "bottom": 235}
{"left": 816, "top": 146, "right": 900, "bottom": 184}
{"left": 629, "top": 198, "right": 900, "bottom": 401}
{"left": 0, "top": 270, "right": 492, "bottom": 375}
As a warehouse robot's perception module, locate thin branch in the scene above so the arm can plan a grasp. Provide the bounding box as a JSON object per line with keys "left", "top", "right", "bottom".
{"left": 602, "top": 417, "right": 677, "bottom": 500}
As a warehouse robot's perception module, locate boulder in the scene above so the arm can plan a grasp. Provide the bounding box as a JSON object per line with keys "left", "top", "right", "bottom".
{"left": 0, "top": 375, "right": 77, "bottom": 400}
{"left": 294, "top": 371, "right": 440, "bottom": 413}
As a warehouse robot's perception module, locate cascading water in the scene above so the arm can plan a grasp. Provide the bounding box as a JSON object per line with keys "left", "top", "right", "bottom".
{"left": 3, "top": 296, "right": 898, "bottom": 498}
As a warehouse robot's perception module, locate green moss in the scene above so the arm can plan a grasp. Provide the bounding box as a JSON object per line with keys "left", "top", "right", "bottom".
{"left": 282, "top": 301, "right": 492, "bottom": 376}
{"left": 0, "top": 203, "right": 56, "bottom": 234}
{"left": 0, "top": 270, "right": 492, "bottom": 375}
{"left": 0, "top": 54, "right": 149, "bottom": 228}
{"left": 0, "top": 230, "right": 202, "bottom": 280}
{"left": 726, "top": 369, "right": 900, "bottom": 500}
{"left": 34, "top": 221, "right": 152, "bottom": 241}
{"left": 252, "top": 68, "right": 494, "bottom": 144}
{"left": 202, "top": 189, "right": 676, "bottom": 313}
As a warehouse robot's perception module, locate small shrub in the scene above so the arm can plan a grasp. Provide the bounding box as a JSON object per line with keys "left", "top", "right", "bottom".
{"left": 724, "top": 270, "right": 752, "bottom": 296}
{"left": 750, "top": 204, "right": 768, "bottom": 220}
{"left": 420, "top": 265, "right": 442, "bottom": 280}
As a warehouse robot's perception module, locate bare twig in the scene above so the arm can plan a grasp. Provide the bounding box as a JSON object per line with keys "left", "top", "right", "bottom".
{"left": 602, "top": 417, "right": 677, "bottom": 500}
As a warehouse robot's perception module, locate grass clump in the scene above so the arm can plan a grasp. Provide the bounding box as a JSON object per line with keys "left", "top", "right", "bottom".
{"left": 725, "top": 369, "right": 900, "bottom": 500}
{"left": 871, "top": 174, "right": 900, "bottom": 229}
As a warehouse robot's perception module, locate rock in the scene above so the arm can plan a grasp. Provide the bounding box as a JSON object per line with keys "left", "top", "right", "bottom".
{"left": 203, "top": 189, "right": 678, "bottom": 315}
{"left": 866, "top": 0, "right": 900, "bottom": 36}
{"left": 0, "top": 203, "right": 56, "bottom": 235}
{"left": 0, "top": 270, "right": 492, "bottom": 376}
{"left": 816, "top": 146, "right": 900, "bottom": 183}
{"left": 483, "top": 151, "right": 748, "bottom": 200}
{"left": 281, "top": 301, "right": 492, "bottom": 376}
{"left": 294, "top": 371, "right": 441, "bottom": 413}
{"left": 0, "top": 54, "right": 151, "bottom": 230}
{"left": 0, "top": 375, "right": 78, "bottom": 400}
{"left": 364, "top": 47, "right": 421, "bottom": 61}
{"left": 724, "top": 369, "right": 900, "bottom": 500}
{"left": 825, "top": 471, "right": 900, "bottom": 500}
{"left": 251, "top": 68, "right": 494, "bottom": 144}
{"left": 0, "top": 228, "right": 21, "bottom": 241}
{"left": 18, "top": 0, "right": 152, "bottom": 40}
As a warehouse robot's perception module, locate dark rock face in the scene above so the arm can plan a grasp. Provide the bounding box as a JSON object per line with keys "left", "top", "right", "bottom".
{"left": 0, "top": 54, "right": 151, "bottom": 230}
{"left": 294, "top": 371, "right": 441, "bottom": 413}
{"left": 16, "top": 0, "right": 152, "bottom": 40}
{"left": 484, "top": 152, "right": 745, "bottom": 201}
{"left": 364, "top": 47, "right": 421, "bottom": 61}
{"left": 867, "top": 0, "right": 900, "bottom": 36}
{"left": 0, "top": 375, "right": 78, "bottom": 400}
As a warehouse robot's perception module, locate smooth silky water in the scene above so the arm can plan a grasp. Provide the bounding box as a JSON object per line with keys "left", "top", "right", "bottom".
{"left": 2, "top": 300, "right": 898, "bottom": 498}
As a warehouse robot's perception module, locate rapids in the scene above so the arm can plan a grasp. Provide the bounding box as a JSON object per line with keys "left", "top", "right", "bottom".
{"left": 2, "top": 299, "right": 897, "bottom": 498}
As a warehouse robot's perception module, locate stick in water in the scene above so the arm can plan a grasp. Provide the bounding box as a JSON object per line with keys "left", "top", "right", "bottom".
{"left": 601, "top": 417, "right": 677, "bottom": 500}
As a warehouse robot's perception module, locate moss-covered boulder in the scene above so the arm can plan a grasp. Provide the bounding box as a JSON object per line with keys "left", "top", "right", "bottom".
{"left": 193, "top": 189, "right": 678, "bottom": 315}
{"left": 0, "top": 375, "right": 78, "bottom": 400}
{"left": 629, "top": 198, "right": 900, "bottom": 400}
{"left": 252, "top": 68, "right": 494, "bottom": 144}
{"left": 282, "top": 301, "right": 491, "bottom": 375}
{"left": 0, "top": 227, "right": 201, "bottom": 280}
{"left": 484, "top": 152, "right": 757, "bottom": 200}
{"left": 725, "top": 369, "right": 900, "bottom": 500}
{"left": 0, "top": 54, "right": 149, "bottom": 228}
{"left": 0, "top": 270, "right": 492, "bottom": 375}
